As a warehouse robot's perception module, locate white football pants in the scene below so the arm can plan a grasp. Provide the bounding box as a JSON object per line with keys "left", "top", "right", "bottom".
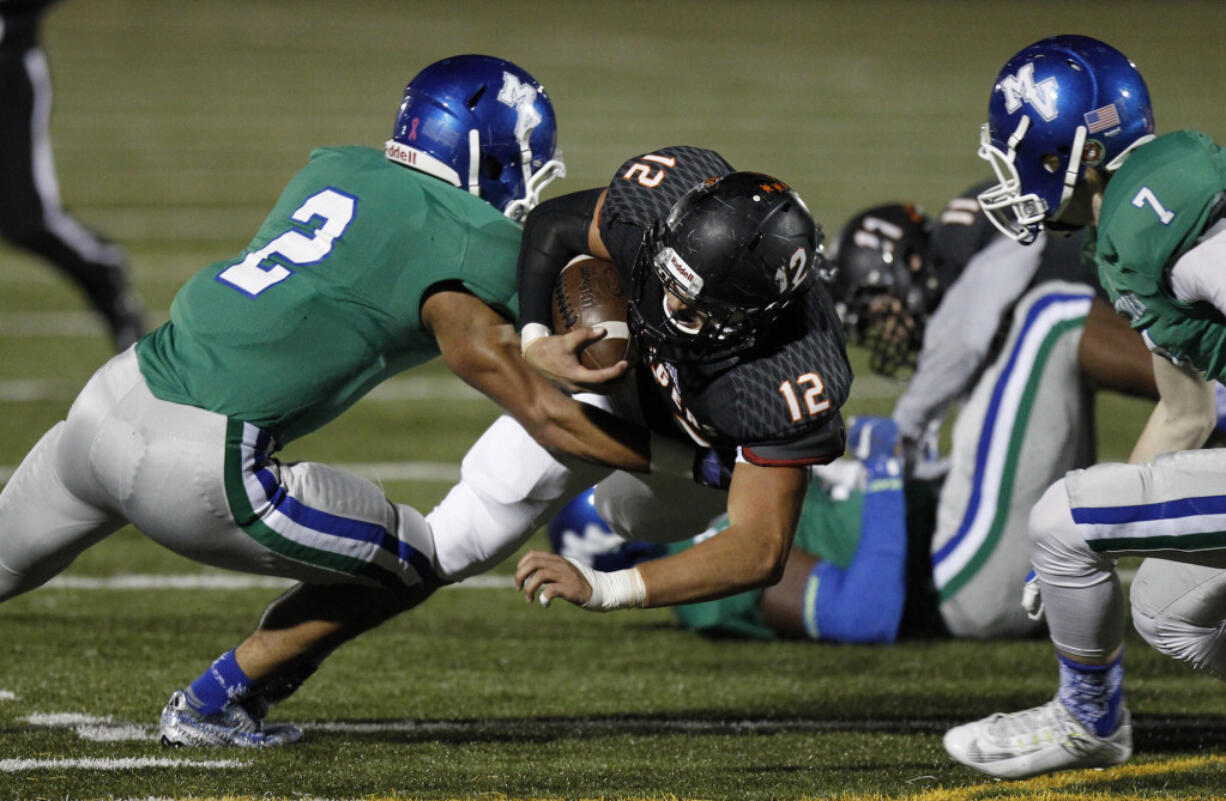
{"left": 426, "top": 384, "right": 727, "bottom": 582}
{"left": 0, "top": 349, "right": 436, "bottom": 601}
{"left": 1031, "top": 448, "right": 1226, "bottom": 676}
{"left": 931, "top": 282, "right": 1095, "bottom": 638}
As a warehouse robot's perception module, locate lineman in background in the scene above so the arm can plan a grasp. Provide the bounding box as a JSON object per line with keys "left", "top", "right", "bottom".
{"left": 838, "top": 191, "right": 1155, "bottom": 639}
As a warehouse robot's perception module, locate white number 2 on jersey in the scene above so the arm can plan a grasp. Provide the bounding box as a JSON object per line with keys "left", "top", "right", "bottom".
{"left": 217, "top": 188, "right": 357, "bottom": 296}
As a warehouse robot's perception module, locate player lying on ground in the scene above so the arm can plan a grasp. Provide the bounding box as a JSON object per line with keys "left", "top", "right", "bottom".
{"left": 549, "top": 415, "right": 935, "bottom": 643}
{"left": 836, "top": 190, "right": 1157, "bottom": 639}
{"left": 943, "top": 34, "right": 1226, "bottom": 780}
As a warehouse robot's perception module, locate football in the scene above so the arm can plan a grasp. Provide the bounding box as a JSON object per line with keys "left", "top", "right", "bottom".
{"left": 550, "top": 256, "right": 637, "bottom": 369}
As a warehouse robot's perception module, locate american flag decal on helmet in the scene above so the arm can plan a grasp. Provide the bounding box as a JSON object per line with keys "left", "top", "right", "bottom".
{"left": 1084, "top": 104, "right": 1121, "bottom": 133}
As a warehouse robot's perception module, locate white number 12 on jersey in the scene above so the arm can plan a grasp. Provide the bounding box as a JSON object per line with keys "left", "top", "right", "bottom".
{"left": 217, "top": 188, "right": 357, "bottom": 296}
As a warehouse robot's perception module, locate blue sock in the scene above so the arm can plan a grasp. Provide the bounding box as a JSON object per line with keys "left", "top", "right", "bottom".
{"left": 804, "top": 455, "right": 907, "bottom": 643}
{"left": 184, "top": 650, "right": 256, "bottom": 715}
{"left": 1056, "top": 651, "right": 1124, "bottom": 737}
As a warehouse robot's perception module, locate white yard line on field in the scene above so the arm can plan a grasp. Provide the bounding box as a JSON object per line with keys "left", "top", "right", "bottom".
{"left": 0, "top": 756, "right": 247, "bottom": 771}
{"left": 0, "top": 311, "right": 112, "bottom": 337}
{"left": 42, "top": 573, "right": 515, "bottom": 591}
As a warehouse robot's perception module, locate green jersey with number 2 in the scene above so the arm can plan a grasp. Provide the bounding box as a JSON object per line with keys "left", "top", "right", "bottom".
{"left": 136, "top": 145, "right": 522, "bottom": 444}
{"left": 1091, "top": 130, "right": 1226, "bottom": 378}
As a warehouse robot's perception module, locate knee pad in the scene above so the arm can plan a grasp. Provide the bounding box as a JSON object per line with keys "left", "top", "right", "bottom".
{"left": 1028, "top": 478, "right": 1111, "bottom": 582}
{"left": 1029, "top": 478, "right": 1125, "bottom": 659}
{"left": 1132, "top": 605, "right": 1226, "bottom": 681}
{"left": 593, "top": 471, "right": 725, "bottom": 544}
{"left": 1131, "top": 560, "right": 1226, "bottom": 681}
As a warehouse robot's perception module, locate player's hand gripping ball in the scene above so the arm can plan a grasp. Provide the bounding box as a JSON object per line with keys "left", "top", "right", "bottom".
{"left": 550, "top": 257, "right": 637, "bottom": 369}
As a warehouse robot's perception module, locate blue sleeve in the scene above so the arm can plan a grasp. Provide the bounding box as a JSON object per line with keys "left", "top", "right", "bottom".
{"left": 803, "top": 418, "right": 908, "bottom": 643}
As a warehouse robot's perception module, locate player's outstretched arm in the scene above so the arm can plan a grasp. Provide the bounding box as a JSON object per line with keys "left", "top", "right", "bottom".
{"left": 516, "top": 462, "right": 809, "bottom": 610}
{"left": 423, "top": 287, "right": 649, "bottom": 472}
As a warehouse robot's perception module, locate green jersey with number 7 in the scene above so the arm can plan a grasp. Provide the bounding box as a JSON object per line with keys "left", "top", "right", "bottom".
{"left": 1090, "top": 130, "right": 1226, "bottom": 379}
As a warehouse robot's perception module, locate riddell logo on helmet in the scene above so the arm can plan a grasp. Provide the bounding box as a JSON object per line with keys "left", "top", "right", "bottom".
{"left": 386, "top": 142, "right": 417, "bottom": 165}
{"left": 662, "top": 248, "right": 704, "bottom": 295}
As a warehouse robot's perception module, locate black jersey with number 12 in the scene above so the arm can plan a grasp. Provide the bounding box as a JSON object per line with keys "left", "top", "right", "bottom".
{"left": 600, "top": 146, "right": 852, "bottom": 466}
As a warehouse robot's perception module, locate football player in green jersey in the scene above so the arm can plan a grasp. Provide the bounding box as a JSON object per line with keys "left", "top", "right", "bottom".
{"left": 944, "top": 35, "right": 1226, "bottom": 779}
{"left": 0, "top": 54, "right": 661, "bottom": 748}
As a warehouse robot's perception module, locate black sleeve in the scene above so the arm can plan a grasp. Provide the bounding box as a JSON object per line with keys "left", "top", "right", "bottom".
{"left": 515, "top": 187, "right": 605, "bottom": 330}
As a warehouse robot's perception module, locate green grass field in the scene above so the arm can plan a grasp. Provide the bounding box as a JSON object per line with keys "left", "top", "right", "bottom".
{"left": 1, "top": 2, "right": 1225, "bottom": 799}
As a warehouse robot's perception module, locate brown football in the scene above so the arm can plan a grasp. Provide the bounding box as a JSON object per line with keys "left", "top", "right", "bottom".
{"left": 550, "top": 256, "right": 637, "bottom": 370}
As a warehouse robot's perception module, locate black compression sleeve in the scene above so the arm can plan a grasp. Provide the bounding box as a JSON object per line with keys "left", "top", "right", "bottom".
{"left": 516, "top": 187, "right": 604, "bottom": 329}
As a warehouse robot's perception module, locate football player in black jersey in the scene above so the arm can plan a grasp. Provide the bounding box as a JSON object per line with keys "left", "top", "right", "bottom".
{"left": 509, "top": 147, "right": 853, "bottom": 611}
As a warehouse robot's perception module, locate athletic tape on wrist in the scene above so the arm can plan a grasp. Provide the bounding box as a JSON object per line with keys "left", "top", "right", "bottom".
{"left": 520, "top": 322, "right": 551, "bottom": 356}
{"left": 564, "top": 557, "right": 646, "bottom": 611}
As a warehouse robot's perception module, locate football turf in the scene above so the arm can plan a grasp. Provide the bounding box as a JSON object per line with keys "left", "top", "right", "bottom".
{"left": 1, "top": 2, "right": 1223, "bottom": 799}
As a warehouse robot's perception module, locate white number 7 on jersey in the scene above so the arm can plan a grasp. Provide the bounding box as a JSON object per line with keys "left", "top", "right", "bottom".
{"left": 1131, "top": 186, "right": 1175, "bottom": 225}
{"left": 217, "top": 188, "right": 358, "bottom": 296}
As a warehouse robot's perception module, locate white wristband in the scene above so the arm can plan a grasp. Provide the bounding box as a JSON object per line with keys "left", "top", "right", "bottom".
{"left": 520, "top": 322, "right": 551, "bottom": 356}
{"left": 564, "top": 557, "right": 646, "bottom": 611}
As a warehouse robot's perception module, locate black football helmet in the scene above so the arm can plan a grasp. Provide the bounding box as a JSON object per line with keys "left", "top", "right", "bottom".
{"left": 628, "top": 172, "right": 822, "bottom": 364}
{"left": 829, "top": 203, "right": 941, "bottom": 377}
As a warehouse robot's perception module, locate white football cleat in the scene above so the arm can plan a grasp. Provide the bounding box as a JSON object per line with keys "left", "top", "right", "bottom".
{"left": 159, "top": 690, "right": 302, "bottom": 748}
{"left": 944, "top": 697, "right": 1131, "bottom": 779}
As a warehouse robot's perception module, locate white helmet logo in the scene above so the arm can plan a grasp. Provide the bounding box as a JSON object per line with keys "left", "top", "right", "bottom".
{"left": 497, "top": 72, "right": 542, "bottom": 141}
{"left": 999, "top": 62, "right": 1060, "bottom": 122}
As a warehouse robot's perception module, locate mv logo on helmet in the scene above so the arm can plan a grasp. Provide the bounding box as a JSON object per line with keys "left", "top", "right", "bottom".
{"left": 999, "top": 62, "right": 1060, "bottom": 122}
{"left": 497, "top": 72, "right": 542, "bottom": 141}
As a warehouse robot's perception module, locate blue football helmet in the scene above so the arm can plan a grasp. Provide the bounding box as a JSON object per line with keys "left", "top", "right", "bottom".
{"left": 385, "top": 54, "right": 565, "bottom": 221}
{"left": 547, "top": 489, "right": 665, "bottom": 573}
{"left": 978, "top": 35, "right": 1155, "bottom": 244}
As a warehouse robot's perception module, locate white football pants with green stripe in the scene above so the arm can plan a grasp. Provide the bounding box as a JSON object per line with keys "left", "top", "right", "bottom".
{"left": 0, "top": 348, "right": 438, "bottom": 601}
{"left": 931, "top": 281, "right": 1095, "bottom": 638}
{"left": 1034, "top": 449, "right": 1226, "bottom": 678}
